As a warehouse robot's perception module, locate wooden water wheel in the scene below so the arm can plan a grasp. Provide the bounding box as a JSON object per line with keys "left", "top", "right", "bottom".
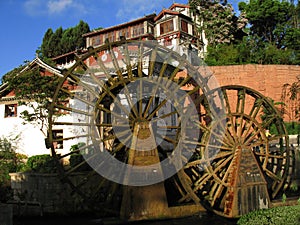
{"left": 47, "top": 39, "right": 216, "bottom": 216}
{"left": 177, "top": 85, "right": 294, "bottom": 218}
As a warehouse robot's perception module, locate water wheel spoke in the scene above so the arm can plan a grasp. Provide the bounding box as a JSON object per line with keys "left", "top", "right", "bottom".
{"left": 165, "top": 60, "right": 184, "bottom": 89}
{"left": 178, "top": 172, "right": 199, "bottom": 203}
{"left": 143, "top": 78, "right": 164, "bottom": 118}
{"left": 64, "top": 153, "right": 98, "bottom": 176}
{"left": 121, "top": 41, "right": 133, "bottom": 79}
{"left": 156, "top": 133, "right": 177, "bottom": 145}
{"left": 59, "top": 143, "right": 94, "bottom": 159}
{"left": 96, "top": 52, "right": 113, "bottom": 81}
{"left": 148, "top": 45, "right": 158, "bottom": 77}
{"left": 137, "top": 42, "right": 144, "bottom": 78}
{"left": 68, "top": 72, "right": 100, "bottom": 98}
{"left": 146, "top": 99, "right": 168, "bottom": 120}
{"left": 244, "top": 127, "right": 261, "bottom": 146}
{"left": 53, "top": 134, "right": 89, "bottom": 143}
{"left": 178, "top": 85, "right": 200, "bottom": 104}
{"left": 184, "top": 151, "right": 233, "bottom": 168}
{"left": 210, "top": 161, "right": 233, "bottom": 206}
{"left": 249, "top": 99, "right": 263, "bottom": 119}
{"left": 113, "top": 135, "right": 132, "bottom": 153}
{"left": 236, "top": 88, "right": 246, "bottom": 114}
{"left": 207, "top": 157, "right": 233, "bottom": 187}
{"left": 222, "top": 89, "right": 232, "bottom": 114}
{"left": 54, "top": 104, "right": 93, "bottom": 116}
{"left": 265, "top": 169, "right": 282, "bottom": 182}
{"left": 255, "top": 153, "right": 285, "bottom": 159}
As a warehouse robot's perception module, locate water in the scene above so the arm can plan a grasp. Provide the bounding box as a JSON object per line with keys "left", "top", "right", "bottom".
{"left": 14, "top": 214, "right": 237, "bottom": 225}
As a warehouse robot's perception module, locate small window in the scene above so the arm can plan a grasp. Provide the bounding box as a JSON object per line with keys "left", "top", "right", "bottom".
{"left": 160, "top": 20, "right": 174, "bottom": 35}
{"left": 92, "top": 35, "right": 101, "bottom": 46}
{"left": 181, "top": 20, "right": 188, "bottom": 33}
{"left": 4, "top": 104, "right": 17, "bottom": 118}
{"left": 52, "top": 130, "right": 63, "bottom": 149}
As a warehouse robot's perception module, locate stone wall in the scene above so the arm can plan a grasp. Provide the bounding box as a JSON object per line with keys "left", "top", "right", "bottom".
{"left": 209, "top": 64, "right": 300, "bottom": 121}
{"left": 9, "top": 172, "right": 104, "bottom": 216}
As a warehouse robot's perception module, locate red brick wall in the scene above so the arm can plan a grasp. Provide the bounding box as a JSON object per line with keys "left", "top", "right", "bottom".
{"left": 208, "top": 64, "right": 300, "bottom": 121}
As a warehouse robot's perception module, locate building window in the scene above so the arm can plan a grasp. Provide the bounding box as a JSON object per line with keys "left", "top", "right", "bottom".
{"left": 160, "top": 20, "right": 174, "bottom": 35}
{"left": 52, "top": 130, "right": 63, "bottom": 149}
{"left": 132, "top": 24, "right": 144, "bottom": 37}
{"left": 92, "top": 35, "right": 101, "bottom": 46}
{"left": 181, "top": 20, "right": 188, "bottom": 33}
{"left": 4, "top": 104, "right": 17, "bottom": 118}
{"left": 118, "top": 28, "right": 130, "bottom": 40}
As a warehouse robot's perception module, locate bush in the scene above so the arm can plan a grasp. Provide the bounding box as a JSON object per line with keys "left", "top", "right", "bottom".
{"left": 0, "top": 136, "right": 26, "bottom": 202}
{"left": 25, "top": 154, "right": 57, "bottom": 173}
{"left": 268, "top": 122, "right": 300, "bottom": 136}
{"left": 237, "top": 205, "right": 300, "bottom": 225}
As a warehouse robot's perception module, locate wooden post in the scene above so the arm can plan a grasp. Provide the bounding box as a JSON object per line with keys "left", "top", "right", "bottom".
{"left": 120, "top": 121, "right": 169, "bottom": 221}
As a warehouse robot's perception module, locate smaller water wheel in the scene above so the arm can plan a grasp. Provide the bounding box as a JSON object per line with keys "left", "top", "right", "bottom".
{"left": 178, "top": 85, "right": 294, "bottom": 218}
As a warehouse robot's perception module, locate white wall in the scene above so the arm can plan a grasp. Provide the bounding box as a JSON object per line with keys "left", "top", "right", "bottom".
{"left": 0, "top": 104, "right": 49, "bottom": 156}
{"left": 0, "top": 103, "right": 78, "bottom": 157}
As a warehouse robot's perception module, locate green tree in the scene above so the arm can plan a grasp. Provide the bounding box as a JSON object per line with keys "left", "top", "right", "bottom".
{"left": 48, "top": 26, "right": 63, "bottom": 57}
{"left": 282, "top": 76, "right": 300, "bottom": 122}
{"left": 239, "top": 0, "right": 300, "bottom": 64}
{"left": 0, "top": 135, "right": 26, "bottom": 197}
{"left": 73, "top": 20, "right": 90, "bottom": 49}
{"left": 39, "top": 28, "right": 54, "bottom": 58}
{"left": 4, "top": 65, "right": 66, "bottom": 137}
{"left": 38, "top": 20, "right": 90, "bottom": 59}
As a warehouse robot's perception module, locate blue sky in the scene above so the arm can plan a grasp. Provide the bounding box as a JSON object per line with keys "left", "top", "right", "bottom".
{"left": 0, "top": 0, "right": 240, "bottom": 82}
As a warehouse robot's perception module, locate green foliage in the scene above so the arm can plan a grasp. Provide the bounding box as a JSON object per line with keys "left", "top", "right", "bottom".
{"left": 205, "top": 43, "right": 243, "bottom": 65}
{"left": 205, "top": 38, "right": 298, "bottom": 66}
{"left": 237, "top": 0, "right": 300, "bottom": 65}
{"left": 190, "top": 0, "right": 247, "bottom": 47}
{"left": 4, "top": 66, "right": 68, "bottom": 136}
{"left": 2, "top": 64, "right": 27, "bottom": 84}
{"left": 0, "top": 136, "right": 27, "bottom": 183}
{"left": 25, "top": 154, "right": 57, "bottom": 173}
{"left": 283, "top": 122, "right": 300, "bottom": 135}
{"left": 237, "top": 205, "right": 300, "bottom": 225}
{"left": 0, "top": 136, "right": 26, "bottom": 202}
{"left": 38, "top": 20, "right": 90, "bottom": 59}
{"left": 201, "top": 0, "right": 299, "bottom": 65}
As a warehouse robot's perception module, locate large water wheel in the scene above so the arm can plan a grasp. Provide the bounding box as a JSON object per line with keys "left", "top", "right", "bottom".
{"left": 47, "top": 39, "right": 219, "bottom": 218}
{"left": 47, "top": 39, "right": 293, "bottom": 219}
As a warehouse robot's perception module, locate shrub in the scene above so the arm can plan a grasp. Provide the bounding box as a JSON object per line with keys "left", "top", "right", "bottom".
{"left": 0, "top": 136, "right": 26, "bottom": 202}
{"left": 237, "top": 205, "right": 300, "bottom": 225}
{"left": 25, "top": 154, "right": 57, "bottom": 173}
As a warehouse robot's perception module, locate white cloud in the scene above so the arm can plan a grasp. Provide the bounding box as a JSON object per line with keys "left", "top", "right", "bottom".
{"left": 47, "top": 0, "right": 73, "bottom": 14}
{"left": 24, "top": 0, "right": 46, "bottom": 16}
{"left": 23, "top": 0, "right": 88, "bottom": 16}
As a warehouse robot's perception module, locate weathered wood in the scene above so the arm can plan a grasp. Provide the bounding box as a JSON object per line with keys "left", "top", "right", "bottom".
{"left": 179, "top": 85, "right": 293, "bottom": 218}
{"left": 120, "top": 122, "right": 169, "bottom": 220}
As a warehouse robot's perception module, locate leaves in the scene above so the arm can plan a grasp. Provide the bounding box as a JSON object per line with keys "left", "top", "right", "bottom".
{"left": 203, "top": 0, "right": 300, "bottom": 65}
{"left": 38, "top": 20, "right": 90, "bottom": 59}
{"left": 5, "top": 65, "right": 67, "bottom": 136}
{"left": 190, "top": 0, "right": 247, "bottom": 46}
